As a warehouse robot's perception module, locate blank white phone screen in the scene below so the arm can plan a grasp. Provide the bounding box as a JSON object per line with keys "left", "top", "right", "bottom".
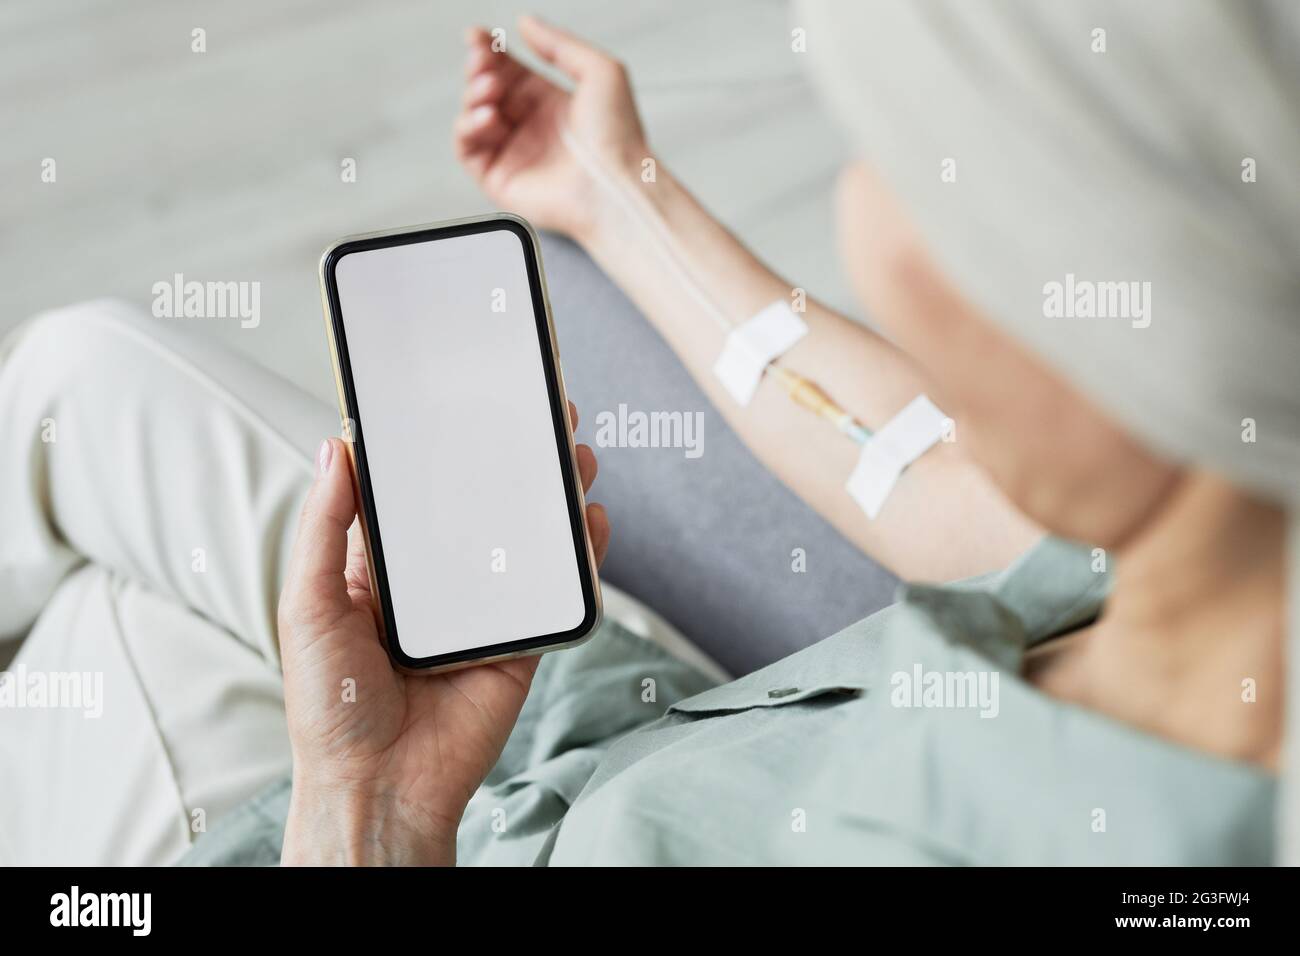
{"left": 333, "top": 227, "right": 586, "bottom": 661}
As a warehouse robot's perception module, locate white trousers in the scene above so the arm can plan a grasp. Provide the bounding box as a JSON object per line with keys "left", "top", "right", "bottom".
{"left": 0, "top": 300, "right": 722, "bottom": 866}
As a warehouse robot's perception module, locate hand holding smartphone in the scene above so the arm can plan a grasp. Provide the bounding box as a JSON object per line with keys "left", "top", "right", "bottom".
{"left": 318, "top": 214, "right": 602, "bottom": 672}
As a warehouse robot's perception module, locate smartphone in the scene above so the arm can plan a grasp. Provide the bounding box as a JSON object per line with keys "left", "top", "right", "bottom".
{"left": 318, "top": 214, "right": 601, "bottom": 672}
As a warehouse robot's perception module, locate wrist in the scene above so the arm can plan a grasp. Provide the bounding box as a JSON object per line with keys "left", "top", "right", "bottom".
{"left": 281, "top": 777, "right": 459, "bottom": 867}
{"left": 574, "top": 144, "right": 679, "bottom": 254}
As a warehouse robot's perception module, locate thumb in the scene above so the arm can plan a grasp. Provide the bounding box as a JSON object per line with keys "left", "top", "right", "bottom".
{"left": 518, "top": 14, "right": 615, "bottom": 81}
{"left": 282, "top": 438, "right": 358, "bottom": 623}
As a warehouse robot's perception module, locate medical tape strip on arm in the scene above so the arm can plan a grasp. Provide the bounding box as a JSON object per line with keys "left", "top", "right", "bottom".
{"left": 712, "top": 301, "right": 809, "bottom": 406}
{"left": 846, "top": 395, "right": 949, "bottom": 519}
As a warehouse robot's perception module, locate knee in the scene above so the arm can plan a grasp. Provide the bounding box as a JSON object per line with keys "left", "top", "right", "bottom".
{"left": 3, "top": 299, "right": 161, "bottom": 387}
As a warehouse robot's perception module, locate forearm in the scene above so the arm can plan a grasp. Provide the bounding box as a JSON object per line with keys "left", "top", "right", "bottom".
{"left": 576, "top": 162, "right": 1038, "bottom": 581}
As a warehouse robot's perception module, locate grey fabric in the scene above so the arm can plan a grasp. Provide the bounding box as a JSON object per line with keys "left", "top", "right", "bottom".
{"left": 538, "top": 233, "right": 898, "bottom": 676}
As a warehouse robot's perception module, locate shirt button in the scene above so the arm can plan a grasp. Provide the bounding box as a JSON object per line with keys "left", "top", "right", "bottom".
{"left": 767, "top": 687, "right": 799, "bottom": 699}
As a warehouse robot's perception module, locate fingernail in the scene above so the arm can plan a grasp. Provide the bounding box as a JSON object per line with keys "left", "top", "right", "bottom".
{"left": 469, "top": 73, "right": 494, "bottom": 98}
{"left": 317, "top": 439, "right": 333, "bottom": 477}
{"left": 470, "top": 104, "right": 495, "bottom": 127}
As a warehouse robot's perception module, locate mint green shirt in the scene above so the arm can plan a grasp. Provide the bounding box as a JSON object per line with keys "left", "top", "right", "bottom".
{"left": 182, "top": 537, "right": 1274, "bottom": 865}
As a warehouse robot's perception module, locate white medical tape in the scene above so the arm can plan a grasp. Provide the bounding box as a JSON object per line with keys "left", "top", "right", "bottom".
{"left": 711, "top": 301, "right": 808, "bottom": 406}
{"left": 846, "top": 394, "right": 949, "bottom": 519}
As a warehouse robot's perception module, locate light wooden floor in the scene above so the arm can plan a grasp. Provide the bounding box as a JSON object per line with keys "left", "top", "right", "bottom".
{"left": 1, "top": 0, "right": 853, "bottom": 402}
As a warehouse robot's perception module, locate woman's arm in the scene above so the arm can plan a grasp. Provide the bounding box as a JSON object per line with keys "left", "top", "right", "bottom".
{"left": 456, "top": 17, "right": 1039, "bottom": 581}
{"left": 575, "top": 161, "right": 1040, "bottom": 581}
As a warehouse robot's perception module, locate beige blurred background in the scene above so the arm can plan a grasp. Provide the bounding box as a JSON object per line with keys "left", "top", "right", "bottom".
{"left": 1, "top": 0, "right": 853, "bottom": 403}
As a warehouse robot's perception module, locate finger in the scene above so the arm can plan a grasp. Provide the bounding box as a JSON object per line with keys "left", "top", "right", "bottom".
{"left": 464, "top": 44, "right": 495, "bottom": 79}
{"left": 460, "top": 59, "right": 546, "bottom": 140}
{"left": 576, "top": 443, "right": 597, "bottom": 492}
{"left": 586, "top": 502, "right": 610, "bottom": 566}
{"left": 499, "top": 73, "right": 547, "bottom": 124}
{"left": 493, "top": 653, "right": 542, "bottom": 685}
{"left": 452, "top": 115, "right": 500, "bottom": 178}
{"left": 462, "top": 28, "right": 498, "bottom": 78}
{"left": 462, "top": 26, "right": 553, "bottom": 124}
{"left": 568, "top": 400, "right": 578, "bottom": 430}
{"left": 518, "top": 14, "right": 617, "bottom": 82}
{"left": 453, "top": 103, "right": 512, "bottom": 152}
{"left": 463, "top": 69, "right": 507, "bottom": 108}
{"left": 463, "top": 27, "right": 531, "bottom": 88}
{"left": 343, "top": 519, "right": 373, "bottom": 605}
{"left": 463, "top": 25, "right": 491, "bottom": 51}
{"left": 283, "top": 439, "right": 358, "bottom": 622}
